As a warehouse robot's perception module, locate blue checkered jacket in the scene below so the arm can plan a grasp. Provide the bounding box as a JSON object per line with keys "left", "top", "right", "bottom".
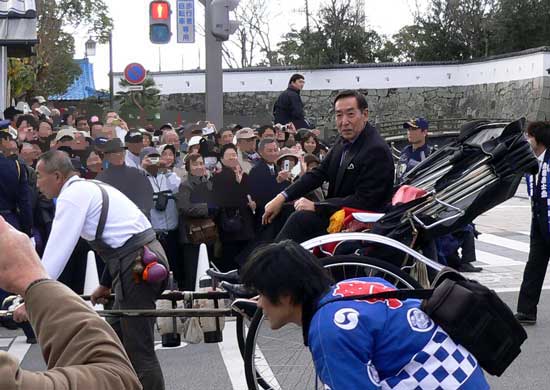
{"left": 308, "top": 277, "right": 490, "bottom": 390}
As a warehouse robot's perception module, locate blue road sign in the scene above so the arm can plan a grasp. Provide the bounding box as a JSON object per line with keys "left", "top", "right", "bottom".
{"left": 124, "top": 63, "right": 147, "bottom": 85}
{"left": 176, "top": 0, "right": 195, "bottom": 43}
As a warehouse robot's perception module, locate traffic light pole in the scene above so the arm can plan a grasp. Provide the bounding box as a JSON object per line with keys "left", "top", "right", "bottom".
{"left": 204, "top": 0, "right": 224, "bottom": 129}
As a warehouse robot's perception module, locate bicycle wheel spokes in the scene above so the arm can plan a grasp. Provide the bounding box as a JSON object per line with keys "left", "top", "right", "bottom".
{"left": 251, "top": 319, "right": 322, "bottom": 390}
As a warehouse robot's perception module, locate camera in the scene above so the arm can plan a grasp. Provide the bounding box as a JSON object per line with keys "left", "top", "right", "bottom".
{"left": 283, "top": 159, "right": 290, "bottom": 171}
{"left": 150, "top": 157, "right": 160, "bottom": 165}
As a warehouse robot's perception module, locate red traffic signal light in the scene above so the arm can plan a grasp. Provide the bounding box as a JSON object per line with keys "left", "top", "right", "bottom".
{"left": 151, "top": 1, "right": 170, "bottom": 20}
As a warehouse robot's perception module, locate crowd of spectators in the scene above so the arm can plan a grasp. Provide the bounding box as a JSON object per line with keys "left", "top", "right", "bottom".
{"left": 0, "top": 97, "right": 330, "bottom": 292}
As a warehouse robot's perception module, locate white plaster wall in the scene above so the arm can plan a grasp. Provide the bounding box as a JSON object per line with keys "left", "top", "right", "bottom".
{"left": 114, "top": 51, "right": 550, "bottom": 95}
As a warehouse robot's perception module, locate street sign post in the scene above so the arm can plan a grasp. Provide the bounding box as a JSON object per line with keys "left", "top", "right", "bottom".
{"left": 124, "top": 63, "right": 147, "bottom": 85}
{"left": 176, "top": 0, "right": 195, "bottom": 43}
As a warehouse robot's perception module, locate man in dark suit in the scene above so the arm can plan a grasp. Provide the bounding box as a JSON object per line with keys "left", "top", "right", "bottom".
{"left": 248, "top": 138, "right": 291, "bottom": 227}
{"left": 273, "top": 73, "right": 310, "bottom": 129}
{"left": 263, "top": 90, "right": 394, "bottom": 243}
{"left": 516, "top": 121, "right": 550, "bottom": 325}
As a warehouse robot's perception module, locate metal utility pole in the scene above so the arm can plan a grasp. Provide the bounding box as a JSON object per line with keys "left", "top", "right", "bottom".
{"left": 109, "top": 32, "right": 114, "bottom": 109}
{"left": 0, "top": 47, "right": 7, "bottom": 112}
{"left": 204, "top": 0, "right": 224, "bottom": 129}
{"left": 305, "top": 0, "right": 310, "bottom": 34}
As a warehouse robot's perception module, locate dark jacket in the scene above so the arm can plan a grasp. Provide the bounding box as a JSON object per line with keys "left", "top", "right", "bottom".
{"left": 530, "top": 149, "right": 550, "bottom": 242}
{"left": 273, "top": 86, "right": 309, "bottom": 129}
{"left": 176, "top": 174, "right": 214, "bottom": 245}
{"left": 285, "top": 123, "right": 394, "bottom": 216}
{"left": 212, "top": 166, "right": 255, "bottom": 242}
{"left": 0, "top": 154, "right": 32, "bottom": 235}
{"left": 248, "top": 160, "right": 290, "bottom": 224}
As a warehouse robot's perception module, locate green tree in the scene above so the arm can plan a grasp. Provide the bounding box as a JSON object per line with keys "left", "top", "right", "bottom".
{"left": 390, "top": 0, "right": 496, "bottom": 62}
{"left": 276, "top": 0, "right": 385, "bottom": 66}
{"left": 491, "top": 0, "right": 550, "bottom": 55}
{"left": 8, "top": 0, "right": 113, "bottom": 100}
{"left": 116, "top": 78, "right": 161, "bottom": 126}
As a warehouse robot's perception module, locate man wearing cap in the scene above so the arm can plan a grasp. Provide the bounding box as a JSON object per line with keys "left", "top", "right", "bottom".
{"left": 399, "top": 117, "right": 482, "bottom": 273}
{"left": 54, "top": 127, "right": 77, "bottom": 147}
{"left": 398, "top": 118, "right": 432, "bottom": 181}
{"left": 273, "top": 73, "right": 310, "bottom": 129}
{"left": 125, "top": 131, "right": 145, "bottom": 169}
{"left": 3, "top": 106, "right": 23, "bottom": 138}
{"left": 0, "top": 128, "right": 32, "bottom": 237}
{"left": 13, "top": 150, "right": 168, "bottom": 390}
{"left": 236, "top": 127, "right": 260, "bottom": 174}
{"left": 141, "top": 146, "right": 182, "bottom": 280}
{"left": 263, "top": 90, "right": 394, "bottom": 243}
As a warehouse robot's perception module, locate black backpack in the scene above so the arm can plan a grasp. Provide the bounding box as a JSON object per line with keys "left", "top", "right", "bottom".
{"left": 318, "top": 267, "right": 527, "bottom": 376}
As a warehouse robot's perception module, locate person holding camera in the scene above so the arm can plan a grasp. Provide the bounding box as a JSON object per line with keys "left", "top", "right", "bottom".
{"left": 142, "top": 145, "right": 182, "bottom": 286}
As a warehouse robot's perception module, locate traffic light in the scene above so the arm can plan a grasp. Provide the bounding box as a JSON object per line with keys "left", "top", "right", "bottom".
{"left": 149, "top": 1, "right": 172, "bottom": 44}
{"left": 210, "top": 0, "right": 240, "bottom": 41}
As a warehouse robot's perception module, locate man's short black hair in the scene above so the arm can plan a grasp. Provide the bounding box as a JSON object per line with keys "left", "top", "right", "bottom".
{"left": 333, "top": 90, "right": 368, "bottom": 111}
{"left": 289, "top": 73, "right": 304, "bottom": 84}
{"left": 241, "top": 240, "right": 333, "bottom": 305}
{"left": 526, "top": 121, "right": 550, "bottom": 149}
{"left": 257, "top": 125, "right": 274, "bottom": 137}
{"left": 76, "top": 116, "right": 88, "bottom": 125}
{"left": 16, "top": 114, "right": 38, "bottom": 130}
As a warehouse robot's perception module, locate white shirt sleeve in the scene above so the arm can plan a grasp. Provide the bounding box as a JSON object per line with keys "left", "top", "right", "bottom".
{"left": 41, "top": 197, "right": 89, "bottom": 279}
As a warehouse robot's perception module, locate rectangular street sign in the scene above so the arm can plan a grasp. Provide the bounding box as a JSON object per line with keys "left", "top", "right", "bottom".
{"left": 176, "top": 0, "right": 195, "bottom": 43}
{"left": 127, "top": 85, "right": 144, "bottom": 91}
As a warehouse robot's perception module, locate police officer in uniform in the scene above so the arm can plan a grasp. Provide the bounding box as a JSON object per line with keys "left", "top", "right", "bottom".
{"left": 0, "top": 122, "right": 32, "bottom": 236}
{"left": 13, "top": 150, "right": 168, "bottom": 390}
{"left": 397, "top": 117, "right": 432, "bottom": 182}
{"left": 516, "top": 121, "right": 550, "bottom": 325}
{"left": 397, "top": 118, "right": 481, "bottom": 272}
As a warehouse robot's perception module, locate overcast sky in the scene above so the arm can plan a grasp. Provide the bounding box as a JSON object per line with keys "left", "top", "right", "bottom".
{"left": 72, "top": 0, "right": 426, "bottom": 90}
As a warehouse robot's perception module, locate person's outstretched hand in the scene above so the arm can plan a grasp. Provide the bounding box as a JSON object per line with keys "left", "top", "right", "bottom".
{"left": 0, "top": 216, "right": 49, "bottom": 298}
{"left": 262, "top": 194, "right": 286, "bottom": 225}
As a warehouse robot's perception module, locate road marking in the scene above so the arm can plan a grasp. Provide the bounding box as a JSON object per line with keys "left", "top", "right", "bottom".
{"left": 154, "top": 341, "right": 188, "bottom": 351}
{"left": 477, "top": 233, "right": 530, "bottom": 253}
{"left": 475, "top": 250, "right": 524, "bottom": 267}
{"left": 218, "top": 320, "right": 248, "bottom": 390}
{"left": 0, "top": 337, "right": 13, "bottom": 348}
{"left": 494, "top": 285, "right": 550, "bottom": 293}
{"left": 493, "top": 205, "right": 531, "bottom": 208}
{"left": 7, "top": 336, "right": 32, "bottom": 362}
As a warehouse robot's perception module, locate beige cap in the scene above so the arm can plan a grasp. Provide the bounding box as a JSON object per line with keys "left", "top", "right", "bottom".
{"left": 54, "top": 127, "right": 76, "bottom": 143}
{"left": 235, "top": 127, "right": 257, "bottom": 140}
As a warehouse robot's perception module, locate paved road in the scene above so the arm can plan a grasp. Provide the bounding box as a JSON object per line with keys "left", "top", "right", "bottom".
{"left": 1, "top": 189, "right": 547, "bottom": 389}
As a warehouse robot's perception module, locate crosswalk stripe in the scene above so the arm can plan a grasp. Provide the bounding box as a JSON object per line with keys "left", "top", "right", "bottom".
{"left": 475, "top": 250, "right": 524, "bottom": 267}
{"left": 0, "top": 337, "right": 12, "bottom": 348}
{"left": 477, "top": 233, "right": 530, "bottom": 253}
{"left": 7, "top": 336, "right": 32, "bottom": 363}
{"left": 218, "top": 321, "right": 248, "bottom": 390}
